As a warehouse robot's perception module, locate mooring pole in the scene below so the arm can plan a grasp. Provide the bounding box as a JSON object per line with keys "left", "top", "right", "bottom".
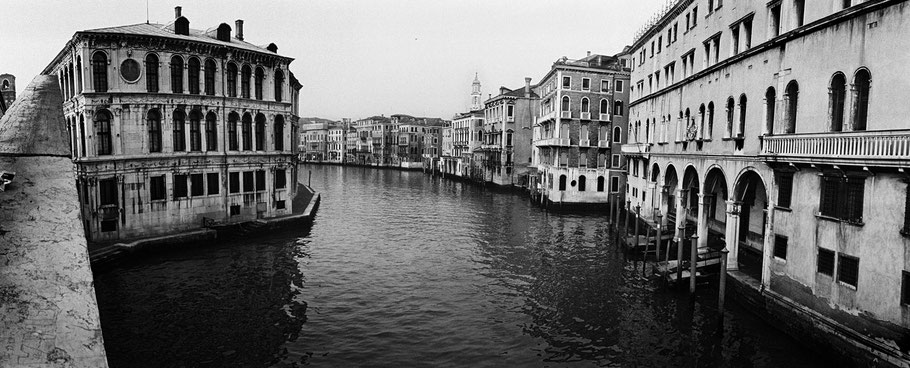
{"left": 642, "top": 223, "right": 652, "bottom": 277}
{"left": 719, "top": 247, "right": 729, "bottom": 313}
{"left": 633, "top": 205, "right": 641, "bottom": 253}
{"left": 620, "top": 200, "right": 630, "bottom": 248}
{"left": 690, "top": 235, "right": 699, "bottom": 294}
{"left": 655, "top": 212, "right": 664, "bottom": 273}
{"left": 308, "top": 170, "right": 312, "bottom": 187}
{"left": 676, "top": 210, "right": 686, "bottom": 285}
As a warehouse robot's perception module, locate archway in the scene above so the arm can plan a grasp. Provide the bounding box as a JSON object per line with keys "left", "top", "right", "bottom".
{"left": 663, "top": 164, "right": 679, "bottom": 228}
{"left": 732, "top": 170, "right": 769, "bottom": 280}
{"left": 703, "top": 167, "right": 729, "bottom": 251}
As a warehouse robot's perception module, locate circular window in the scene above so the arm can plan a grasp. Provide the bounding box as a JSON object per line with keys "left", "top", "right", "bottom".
{"left": 120, "top": 59, "right": 141, "bottom": 83}
{"left": 571, "top": 180, "right": 577, "bottom": 187}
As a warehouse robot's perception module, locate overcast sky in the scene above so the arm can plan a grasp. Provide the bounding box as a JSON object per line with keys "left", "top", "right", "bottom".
{"left": 1, "top": 0, "right": 665, "bottom": 120}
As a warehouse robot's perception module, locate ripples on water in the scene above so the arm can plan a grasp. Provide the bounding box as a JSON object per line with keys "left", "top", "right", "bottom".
{"left": 94, "top": 165, "right": 833, "bottom": 367}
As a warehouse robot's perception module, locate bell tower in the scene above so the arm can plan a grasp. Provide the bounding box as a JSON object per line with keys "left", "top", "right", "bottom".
{"left": 470, "top": 73, "right": 482, "bottom": 111}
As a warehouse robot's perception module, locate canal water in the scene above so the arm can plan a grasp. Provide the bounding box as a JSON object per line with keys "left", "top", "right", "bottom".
{"left": 94, "top": 165, "right": 834, "bottom": 367}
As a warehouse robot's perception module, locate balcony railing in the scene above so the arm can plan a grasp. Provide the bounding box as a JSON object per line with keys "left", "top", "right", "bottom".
{"left": 621, "top": 142, "right": 650, "bottom": 156}
{"left": 580, "top": 112, "right": 591, "bottom": 120}
{"left": 579, "top": 139, "right": 590, "bottom": 147}
{"left": 538, "top": 110, "right": 557, "bottom": 124}
{"left": 537, "top": 138, "right": 570, "bottom": 147}
{"left": 761, "top": 130, "right": 910, "bottom": 166}
{"left": 561, "top": 111, "right": 572, "bottom": 119}
{"left": 598, "top": 140, "right": 612, "bottom": 148}
{"left": 599, "top": 113, "right": 612, "bottom": 122}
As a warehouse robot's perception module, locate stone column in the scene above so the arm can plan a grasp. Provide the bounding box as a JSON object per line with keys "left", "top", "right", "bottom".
{"left": 761, "top": 199, "right": 776, "bottom": 288}
{"left": 696, "top": 192, "right": 708, "bottom": 251}
{"left": 674, "top": 188, "right": 686, "bottom": 240}
{"left": 725, "top": 200, "right": 741, "bottom": 270}
{"left": 724, "top": 106, "right": 732, "bottom": 139}
{"left": 847, "top": 83, "right": 859, "bottom": 132}
{"left": 697, "top": 110, "right": 705, "bottom": 140}
{"left": 734, "top": 101, "right": 743, "bottom": 137}
{"left": 646, "top": 181, "right": 657, "bottom": 219}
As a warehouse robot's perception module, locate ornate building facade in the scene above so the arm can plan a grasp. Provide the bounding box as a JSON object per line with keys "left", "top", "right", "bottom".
{"left": 478, "top": 79, "right": 538, "bottom": 187}
{"left": 626, "top": 0, "right": 910, "bottom": 363}
{"left": 534, "top": 53, "right": 631, "bottom": 205}
{"left": 42, "top": 7, "right": 301, "bottom": 243}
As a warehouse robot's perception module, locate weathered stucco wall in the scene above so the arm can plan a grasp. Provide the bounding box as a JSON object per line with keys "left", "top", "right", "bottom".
{"left": 0, "top": 75, "right": 108, "bottom": 366}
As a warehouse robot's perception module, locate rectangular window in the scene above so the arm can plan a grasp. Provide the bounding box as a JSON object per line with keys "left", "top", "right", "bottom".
{"left": 562, "top": 76, "right": 571, "bottom": 89}
{"left": 615, "top": 80, "right": 624, "bottom": 92}
{"left": 776, "top": 172, "right": 794, "bottom": 208}
{"left": 190, "top": 173, "right": 204, "bottom": 196}
{"left": 902, "top": 271, "right": 910, "bottom": 306}
{"left": 257, "top": 170, "right": 268, "bottom": 191}
{"left": 207, "top": 173, "right": 219, "bottom": 195}
{"left": 819, "top": 175, "right": 864, "bottom": 223}
{"left": 582, "top": 78, "right": 591, "bottom": 91}
{"left": 601, "top": 80, "right": 610, "bottom": 93}
{"left": 794, "top": 0, "right": 805, "bottom": 27}
{"left": 507, "top": 105, "right": 514, "bottom": 118}
{"left": 173, "top": 174, "right": 188, "bottom": 198}
{"left": 612, "top": 154, "right": 621, "bottom": 167}
{"left": 773, "top": 235, "right": 788, "bottom": 260}
{"left": 276, "top": 200, "right": 286, "bottom": 210}
{"left": 150, "top": 175, "right": 166, "bottom": 200}
{"left": 230, "top": 204, "right": 241, "bottom": 216}
{"left": 275, "top": 169, "right": 287, "bottom": 189}
{"left": 229, "top": 172, "right": 240, "bottom": 193}
{"left": 243, "top": 171, "right": 254, "bottom": 193}
{"left": 610, "top": 176, "right": 620, "bottom": 193}
{"left": 817, "top": 248, "right": 835, "bottom": 276}
{"left": 99, "top": 178, "right": 118, "bottom": 206}
{"left": 837, "top": 254, "right": 859, "bottom": 288}
{"left": 692, "top": 6, "right": 698, "bottom": 26}
{"left": 770, "top": 4, "right": 782, "bottom": 38}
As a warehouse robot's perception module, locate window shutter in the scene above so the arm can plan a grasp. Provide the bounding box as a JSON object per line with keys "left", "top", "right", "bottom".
{"left": 819, "top": 176, "right": 838, "bottom": 217}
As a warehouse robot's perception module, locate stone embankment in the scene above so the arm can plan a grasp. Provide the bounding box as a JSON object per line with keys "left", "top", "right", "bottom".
{"left": 0, "top": 76, "right": 109, "bottom": 367}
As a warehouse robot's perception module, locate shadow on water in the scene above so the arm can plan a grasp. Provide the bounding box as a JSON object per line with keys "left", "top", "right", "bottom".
{"left": 94, "top": 226, "right": 312, "bottom": 368}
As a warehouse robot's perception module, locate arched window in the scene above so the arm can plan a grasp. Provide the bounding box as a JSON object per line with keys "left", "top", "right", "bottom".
{"left": 91, "top": 51, "right": 107, "bottom": 92}
{"left": 228, "top": 112, "right": 239, "bottom": 151}
{"left": 561, "top": 96, "right": 570, "bottom": 111}
{"left": 170, "top": 55, "right": 184, "bottom": 94}
{"left": 707, "top": 102, "right": 715, "bottom": 139}
{"left": 726, "top": 97, "right": 735, "bottom": 138}
{"left": 684, "top": 109, "right": 691, "bottom": 140}
{"left": 597, "top": 176, "right": 605, "bottom": 192}
{"left": 189, "top": 110, "right": 202, "bottom": 151}
{"left": 147, "top": 109, "right": 162, "bottom": 153}
{"left": 226, "top": 63, "right": 238, "bottom": 97}
{"left": 698, "top": 104, "right": 706, "bottom": 140}
{"left": 241, "top": 65, "right": 251, "bottom": 98}
{"left": 173, "top": 110, "right": 186, "bottom": 151}
{"left": 853, "top": 69, "right": 870, "bottom": 131}
{"left": 255, "top": 67, "right": 264, "bottom": 100}
{"left": 766, "top": 87, "right": 777, "bottom": 134}
{"left": 559, "top": 174, "right": 567, "bottom": 191}
{"left": 274, "top": 69, "right": 284, "bottom": 102}
{"left": 67, "top": 63, "right": 75, "bottom": 98}
{"left": 600, "top": 99, "right": 609, "bottom": 117}
{"left": 581, "top": 97, "right": 590, "bottom": 113}
{"left": 580, "top": 151, "right": 588, "bottom": 167}
{"left": 205, "top": 111, "right": 217, "bottom": 151}
{"left": 79, "top": 115, "right": 86, "bottom": 157}
{"left": 613, "top": 126, "right": 622, "bottom": 143}
{"left": 76, "top": 56, "right": 83, "bottom": 93}
{"left": 785, "top": 81, "right": 799, "bottom": 134}
{"left": 204, "top": 59, "right": 216, "bottom": 95}
{"left": 95, "top": 110, "right": 112, "bottom": 155}
{"left": 255, "top": 113, "right": 266, "bottom": 150}
{"left": 145, "top": 54, "right": 159, "bottom": 93}
{"left": 829, "top": 74, "right": 846, "bottom": 132}
{"left": 579, "top": 175, "right": 587, "bottom": 191}
{"left": 274, "top": 115, "right": 285, "bottom": 151}
{"left": 614, "top": 100, "right": 624, "bottom": 116}
{"left": 241, "top": 113, "right": 252, "bottom": 150}
{"left": 187, "top": 58, "right": 200, "bottom": 94}
{"left": 738, "top": 94, "right": 747, "bottom": 137}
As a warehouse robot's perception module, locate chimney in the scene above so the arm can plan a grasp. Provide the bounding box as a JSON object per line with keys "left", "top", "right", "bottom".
{"left": 175, "top": 6, "right": 182, "bottom": 18}
{"left": 587, "top": 50, "right": 591, "bottom": 57}
{"left": 235, "top": 20, "right": 244, "bottom": 40}
{"left": 524, "top": 77, "right": 532, "bottom": 97}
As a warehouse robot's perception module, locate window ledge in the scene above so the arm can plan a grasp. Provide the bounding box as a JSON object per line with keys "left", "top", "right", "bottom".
{"left": 774, "top": 206, "right": 792, "bottom": 212}
{"left": 815, "top": 214, "right": 864, "bottom": 227}
{"left": 722, "top": 137, "right": 734, "bottom": 141}
{"left": 837, "top": 281, "right": 858, "bottom": 291}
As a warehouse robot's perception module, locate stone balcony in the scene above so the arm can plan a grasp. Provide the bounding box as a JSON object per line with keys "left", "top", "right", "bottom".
{"left": 537, "top": 110, "right": 557, "bottom": 124}
{"left": 760, "top": 130, "right": 910, "bottom": 167}
{"left": 621, "top": 142, "right": 651, "bottom": 157}
{"left": 536, "top": 138, "right": 570, "bottom": 147}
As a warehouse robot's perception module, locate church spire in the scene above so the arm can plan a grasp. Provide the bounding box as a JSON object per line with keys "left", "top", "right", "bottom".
{"left": 471, "top": 73, "right": 482, "bottom": 111}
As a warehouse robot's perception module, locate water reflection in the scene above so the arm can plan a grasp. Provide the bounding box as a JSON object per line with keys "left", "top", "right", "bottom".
{"left": 94, "top": 229, "right": 310, "bottom": 367}
{"left": 95, "top": 165, "right": 833, "bottom": 367}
